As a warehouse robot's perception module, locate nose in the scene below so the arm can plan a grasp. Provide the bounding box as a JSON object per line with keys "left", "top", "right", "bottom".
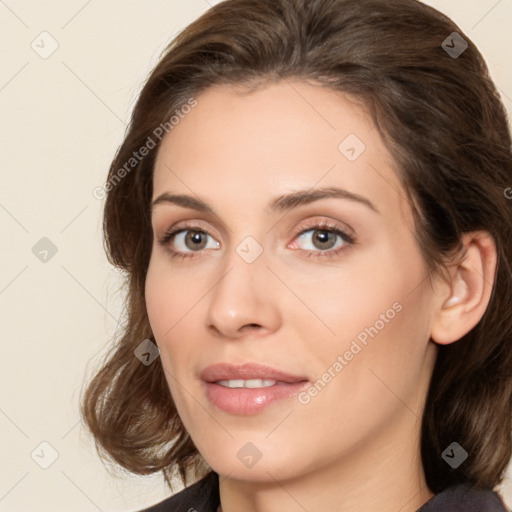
{"left": 205, "top": 246, "right": 281, "bottom": 340}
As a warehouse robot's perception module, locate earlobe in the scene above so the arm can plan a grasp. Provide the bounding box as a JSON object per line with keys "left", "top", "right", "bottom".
{"left": 430, "top": 231, "right": 497, "bottom": 346}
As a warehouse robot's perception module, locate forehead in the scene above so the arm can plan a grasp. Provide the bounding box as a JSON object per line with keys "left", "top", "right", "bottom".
{"left": 152, "top": 80, "right": 413, "bottom": 228}
{"left": 155, "top": 80, "right": 373, "bottom": 175}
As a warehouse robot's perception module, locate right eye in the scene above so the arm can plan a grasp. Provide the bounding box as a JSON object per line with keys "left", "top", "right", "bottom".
{"left": 159, "top": 227, "right": 220, "bottom": 259}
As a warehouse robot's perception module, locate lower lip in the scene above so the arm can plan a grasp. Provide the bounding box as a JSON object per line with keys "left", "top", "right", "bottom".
{"left": 204, "top": 381, "right": 309, "bottom": 415}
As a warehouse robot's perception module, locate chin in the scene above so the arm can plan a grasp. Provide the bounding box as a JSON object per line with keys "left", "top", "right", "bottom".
{"left": 198, "top": 439, "right": 312, "bottom": 483}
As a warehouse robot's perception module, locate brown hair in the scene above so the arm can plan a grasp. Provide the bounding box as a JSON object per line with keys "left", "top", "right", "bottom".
{"left": 81, "top": 0, "right": 512, "bottom": 494}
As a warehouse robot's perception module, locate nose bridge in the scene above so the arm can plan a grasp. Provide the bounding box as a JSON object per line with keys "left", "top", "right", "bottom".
{"left": 206, "top": 234, "right": 279, "bottom": 337}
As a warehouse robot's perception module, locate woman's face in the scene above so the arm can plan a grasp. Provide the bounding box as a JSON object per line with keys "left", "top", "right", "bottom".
{"left": 145, "top": 80, "right": 439, "bottom": 481}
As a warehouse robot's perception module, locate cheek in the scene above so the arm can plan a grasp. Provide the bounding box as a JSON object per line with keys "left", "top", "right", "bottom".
{"left": 145, "top": 253, "right": 205, "bottom": 338}
{"left": 300, "top": 240, "right": 422, "bottom": 350}
{"left": 302, "top": 236, "right": 432, "bottom": 395}
{"left": 145, "top": 257, "right": 191, "bottom": 376}
{"left": 144, "top": 253, "right": 217, "bottom": 388}
{"left": 145, "top": 260, "right": 174, "bottom": 340}
{"left": 310, "top": 238, "right": 433, "bottom": 409}
{"left": 144, "top": 258, "right": 200, "bottom": 408}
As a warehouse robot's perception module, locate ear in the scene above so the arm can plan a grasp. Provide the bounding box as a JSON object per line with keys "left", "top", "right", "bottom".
{"left": 430, "top": 231, "right": 498, "bottom": 345}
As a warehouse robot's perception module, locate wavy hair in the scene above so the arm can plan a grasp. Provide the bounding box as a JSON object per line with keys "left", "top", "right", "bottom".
{"left": 81, "top": 0, "right": 512, "bottom": 493}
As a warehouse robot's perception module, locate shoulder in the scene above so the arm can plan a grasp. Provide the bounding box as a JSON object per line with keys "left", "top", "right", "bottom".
{"left": 418, "top": 483, "right": 509, "bottom": 512}
{"left": 137, "top": 471, "right": 220, "bottom": 512}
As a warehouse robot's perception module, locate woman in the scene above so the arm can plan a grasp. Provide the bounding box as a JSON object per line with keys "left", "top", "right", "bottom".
{"left": 81, "top": 0, "right": 512, "bottom": 510}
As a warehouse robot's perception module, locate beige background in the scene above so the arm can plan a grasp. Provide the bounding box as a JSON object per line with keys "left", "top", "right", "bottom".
{"left": 0, "top": 1, "right": 511, "bottom": 511}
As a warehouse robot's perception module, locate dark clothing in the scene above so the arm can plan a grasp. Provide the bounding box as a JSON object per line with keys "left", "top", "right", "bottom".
{"left": 139, "top": 471, "right": 219, "bottom": 512}
{"left": 417, "top": 482, "right": 509, "bottom": 512}
{"left": 139, "top": 471, "right": 509, "bottom": 512}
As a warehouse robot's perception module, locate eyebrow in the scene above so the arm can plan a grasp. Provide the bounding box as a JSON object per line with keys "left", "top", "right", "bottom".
{"left": 151, "top": 186, "right": 379, "bottom": 215}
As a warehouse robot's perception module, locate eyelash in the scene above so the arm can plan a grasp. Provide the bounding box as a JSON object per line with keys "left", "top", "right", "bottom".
{"left": 157, "top": 220, "right": 356, "bottom": 260}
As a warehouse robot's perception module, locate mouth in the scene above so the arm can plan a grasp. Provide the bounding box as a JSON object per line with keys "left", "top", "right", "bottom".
{"left": 200, "top": 362, "right": 310, "bottom": 415}
{"left": 201, "top": 362, "right": 308, "bottom": 383}
{"left": 215, "top": 378, "right": 282, "bottom": 388}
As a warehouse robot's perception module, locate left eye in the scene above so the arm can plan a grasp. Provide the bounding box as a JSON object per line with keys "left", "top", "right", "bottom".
{"left": 295, "top": 227, "right": 351, "bottom": 252}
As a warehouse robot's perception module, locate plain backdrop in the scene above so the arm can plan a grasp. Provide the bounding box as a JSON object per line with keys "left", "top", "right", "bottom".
{"left": 0, "top": 1, "right": 511, "bottom": 511}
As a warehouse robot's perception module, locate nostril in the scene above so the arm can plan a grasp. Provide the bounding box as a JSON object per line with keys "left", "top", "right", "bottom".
{"left": 236, "top": 323, "right": 264, "bottom": 336}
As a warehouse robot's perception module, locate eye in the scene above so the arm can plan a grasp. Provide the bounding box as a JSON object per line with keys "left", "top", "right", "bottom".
{"left": 292, "top": 222, "right": 355, "bottom": 259}
{"left": 158, "top": 227, "right": 220, "bottom": 259}
{"left": 157, "top": 220, "right": 355, "bottom": 260}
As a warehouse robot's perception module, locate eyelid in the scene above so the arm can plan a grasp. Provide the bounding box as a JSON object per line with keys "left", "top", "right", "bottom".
{"left": 292, "top": 216, "right": 355, "bottom": 240}
{"left": 158, "top": 219, "right": 218, "bottom": 241}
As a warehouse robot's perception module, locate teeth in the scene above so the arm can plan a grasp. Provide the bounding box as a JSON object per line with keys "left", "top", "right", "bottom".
{"left": 216, "top": 379, "right": 277, "bottom": 388}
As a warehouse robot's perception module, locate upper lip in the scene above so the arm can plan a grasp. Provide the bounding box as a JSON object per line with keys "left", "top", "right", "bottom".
{"left": 201, "top": 363, "right": 309, "bottom": 383}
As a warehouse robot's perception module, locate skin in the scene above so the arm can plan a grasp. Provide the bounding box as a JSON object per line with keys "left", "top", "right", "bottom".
{"left": 145, "top": 80, "right": 497, "bottom": 512}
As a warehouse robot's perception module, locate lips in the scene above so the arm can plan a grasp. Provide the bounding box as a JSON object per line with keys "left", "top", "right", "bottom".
{"left": 200, "top": 362, "right": 308, "bottom": 384}
{"left": 200, "top": 362, "right": 310, "bottom": 415}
